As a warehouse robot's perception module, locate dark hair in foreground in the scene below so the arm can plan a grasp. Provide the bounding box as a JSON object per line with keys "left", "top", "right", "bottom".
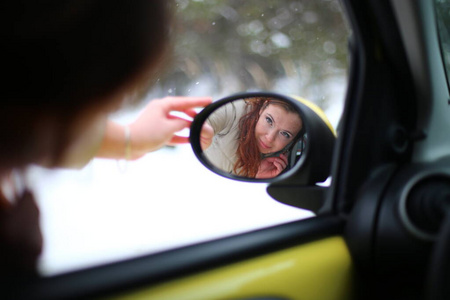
{"left": 0, "top": 1, "right": 172, "bottom": 171}
{"left": 234, "top": 97, "right": 300, "bottom": 177}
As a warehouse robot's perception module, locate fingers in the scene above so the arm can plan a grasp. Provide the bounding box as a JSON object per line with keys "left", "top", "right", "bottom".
{"left": 166, "top": 115, "right": 192, "bottom": 145}
{"left": 199, "top": 122, "right": 214, "bottom": 150}
{"left": 273, "top": 160, "right": 285, "bottom": 171}
{"left": 278, "top": 157, "right": 288, "bottom": 169}
{"left": 166, "top": 115, "right": 192, "bottom": 132}
{"left": 167, "top": 113, "right": 193, "bottom": 124}
{"left": 163, "top": 97, "right": 211, "bottom": 146}
{"left": 201, "top": 123, "right": 214, "bottom": 138}
{"left": 162, "top": 96, "right": 212, "bottom": 112}
{"left": 183, "top": 108, "right": 200, "bottom": 119}
{"left": 265, "top": 157, "right": 287, "bottom": 168}
{"left": 268, "top": 157, "right": 287, "bottom": 171}
{"left": 169, "top": 135, "right": 190, "bottom": 145}
{"left": 129, "top": 96, "right": 212, "bottom": 153}
{"left": 157, "top": 97, "right": 211, "bottom": 124}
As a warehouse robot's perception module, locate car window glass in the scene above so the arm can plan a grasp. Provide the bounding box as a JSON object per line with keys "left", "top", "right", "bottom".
{"left": 435, "top": 0, "right": 450, "bottom": 91}
{"left": 30, "top": 0, "right": 350, "bottom": 275}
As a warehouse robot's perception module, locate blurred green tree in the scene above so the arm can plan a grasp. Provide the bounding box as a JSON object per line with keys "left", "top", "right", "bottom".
{"left": 151, "top": 0, "right": 350, "bottom": 109}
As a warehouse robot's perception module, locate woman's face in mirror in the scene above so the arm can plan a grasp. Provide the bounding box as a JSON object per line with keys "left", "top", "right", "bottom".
{"left": 255, "top": 103, "right": 303, "bottom": 154}
{"left": 199, "top": 97, "right": 305, "bottom": 179}
{"left": 194, "top": 94, "right": 336, "bottom": 182}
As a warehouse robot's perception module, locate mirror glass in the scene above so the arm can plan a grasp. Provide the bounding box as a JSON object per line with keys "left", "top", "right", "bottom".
{"left": 198, "top": 96, "right": 307, "bottom": 180}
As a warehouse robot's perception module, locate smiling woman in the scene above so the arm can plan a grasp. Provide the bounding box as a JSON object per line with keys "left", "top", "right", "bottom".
{"left": 202, "top": 97, "right": 303, "bottom": 178}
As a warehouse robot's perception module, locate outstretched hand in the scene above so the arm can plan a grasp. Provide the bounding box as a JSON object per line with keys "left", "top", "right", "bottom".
{"left": 129, "top": 96, "right": 212, "bottom": 159}
{"left": 255, "top": 153, "right": 288, "bottom": 179}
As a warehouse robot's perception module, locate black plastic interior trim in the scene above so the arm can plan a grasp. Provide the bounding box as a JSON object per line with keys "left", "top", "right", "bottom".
{"left": 11, "top": 216, "right": 344, "bottom": 300}
{"left": 333, "top": 0, "right": 417, "bottom": 217}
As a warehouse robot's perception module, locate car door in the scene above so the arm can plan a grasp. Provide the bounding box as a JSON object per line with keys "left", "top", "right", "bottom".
{"left": 4, "top": 0, "right": 435, "bottom": 299}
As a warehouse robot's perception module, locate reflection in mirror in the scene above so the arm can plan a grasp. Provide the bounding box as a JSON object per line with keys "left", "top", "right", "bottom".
{"left": 200, "top": 97, "right": 305, "bottom": 179}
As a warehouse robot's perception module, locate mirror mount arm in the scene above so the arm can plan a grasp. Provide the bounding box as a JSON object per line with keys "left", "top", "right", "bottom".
{"left": 266, "top": 184, "right": 327, "bottom": 214}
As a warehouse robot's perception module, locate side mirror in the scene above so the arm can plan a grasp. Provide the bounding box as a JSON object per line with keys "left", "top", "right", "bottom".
{"left": 190, "top": 92, "right": 336, "bottom": 212}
